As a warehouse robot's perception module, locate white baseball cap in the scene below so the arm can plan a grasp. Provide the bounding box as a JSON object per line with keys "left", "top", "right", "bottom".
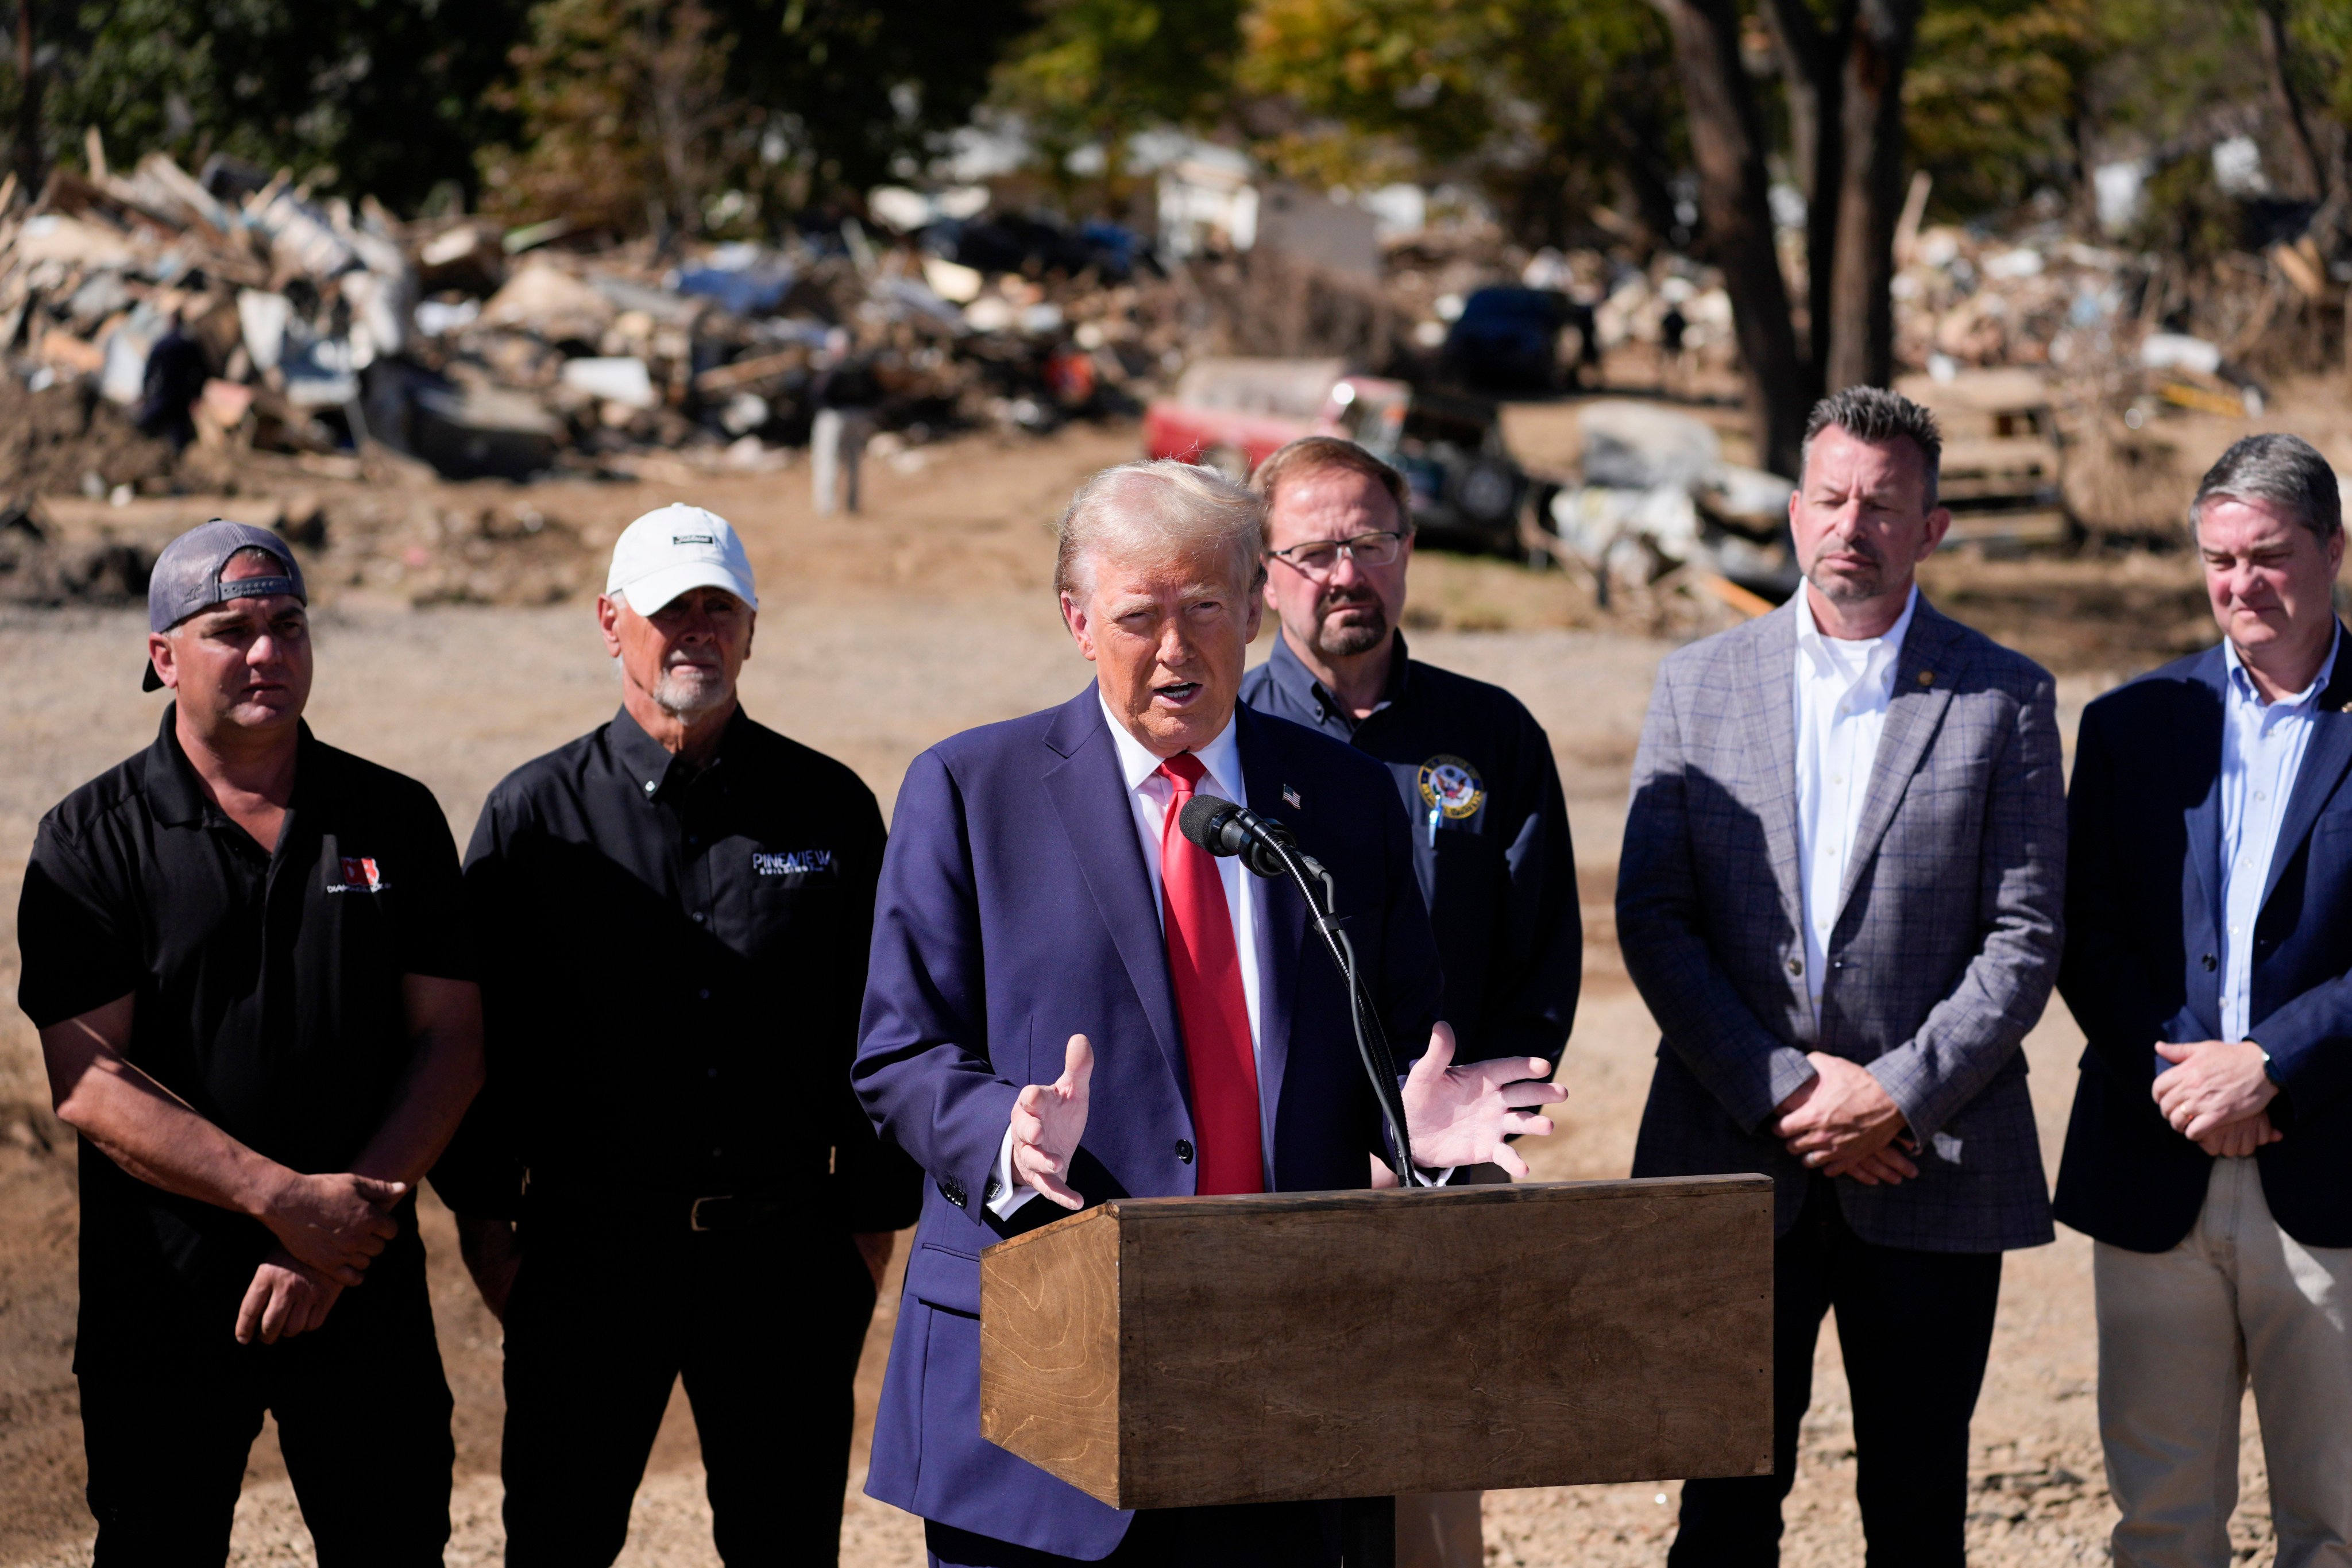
{"left": 605, "top": 504, "right": 758, "bottom": 615}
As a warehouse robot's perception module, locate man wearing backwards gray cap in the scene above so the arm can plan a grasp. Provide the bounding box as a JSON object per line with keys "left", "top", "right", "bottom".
{"left": 16, "top": 520, "right": 485, "bottom": 1563}
{"left": 437, "top": 504, "right": 918, "bottom": 1565}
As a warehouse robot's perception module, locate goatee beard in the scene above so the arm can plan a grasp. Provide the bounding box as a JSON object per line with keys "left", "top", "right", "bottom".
{"left": 1315, "top": 599, "right": 1389, "bottom": 659}
{"left": 654, "top": 671, "right": 732, "bottom": 719}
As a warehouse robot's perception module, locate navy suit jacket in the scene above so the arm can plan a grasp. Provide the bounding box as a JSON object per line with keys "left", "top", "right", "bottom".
{"left": 2055, "top": 637, "right": 2352, "bottom": 1252}
{"left": 853, "top": 686, "right": 1443, "bottom": 1558}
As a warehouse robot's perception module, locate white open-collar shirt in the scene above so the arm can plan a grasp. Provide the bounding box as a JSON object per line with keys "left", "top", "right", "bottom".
{"left": 1793, "top": 584, "right": 1918, "bottom": 1014}
{"left": 2218, "top": 627, "right": 2341, "bottom": 1042}
{"left": 989, "top": 693, "right": 1268, "bottom": 1217}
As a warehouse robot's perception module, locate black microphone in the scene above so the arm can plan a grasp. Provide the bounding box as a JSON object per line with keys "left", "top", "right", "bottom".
{"left": 1179, "top": 793, "right": 1296, "bottom": 879}
{"left": 1179, "top": 789, "right": 1418, "bottom": 1179}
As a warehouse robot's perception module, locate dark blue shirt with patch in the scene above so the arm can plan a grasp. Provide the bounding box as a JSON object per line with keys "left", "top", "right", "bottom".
{"left": 1242, "top": 633, "right": 1580, "bottom": 1069}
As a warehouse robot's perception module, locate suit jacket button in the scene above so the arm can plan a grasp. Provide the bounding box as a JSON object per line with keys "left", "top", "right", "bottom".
{"left": 1175, "top": 1139, "right": 1195, "bottom": 1164}
{"left": 2202, "top": 953, "right": 2218, "bottom": 971}
{"left": 1785, "top": 956, "right": 1803, "bottom": 977}
{"left": 942, "top": 1178, "right": 967, "bottom": 1208}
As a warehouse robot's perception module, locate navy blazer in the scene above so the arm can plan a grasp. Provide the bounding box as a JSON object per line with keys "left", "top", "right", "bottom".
{"left": 2056, "top": 637, "right": 2352, "bottom": 1253}
{"left": 853, "top": 686, "right": 1443, "bottom": 1558}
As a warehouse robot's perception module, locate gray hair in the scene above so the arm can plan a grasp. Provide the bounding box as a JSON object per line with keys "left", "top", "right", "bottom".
{"left": 2191, "top": 432, "right": 2343, "bottom": 544}
{"left": 1802, "top": 385, "right": 1944, "bottom": 511}
{"left": 1054, "top": 459, "right": 1268, "bottom": 600}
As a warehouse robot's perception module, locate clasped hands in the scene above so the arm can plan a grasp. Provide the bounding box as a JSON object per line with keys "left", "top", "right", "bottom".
{"left": 1773, "top": 1053, "right": 1916, "bottom": 1185}
{"left": 235, "top": 1169, "right": 409, "bottom": 1346}
{"left": 2152, "top": 1038, "right": 2281, "bottom": 1158}
{"left": 1010, "top": 1022, "right": 1566, "bottom": 1210}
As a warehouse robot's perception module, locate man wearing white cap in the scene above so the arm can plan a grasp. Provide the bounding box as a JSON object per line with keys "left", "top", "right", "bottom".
{"left": 437, "top": 505, "right": 919, "bottom": 1565}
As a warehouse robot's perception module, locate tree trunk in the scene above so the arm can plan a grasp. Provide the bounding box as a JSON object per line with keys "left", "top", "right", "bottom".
{"left": 1607, "top": 100, "right": 1685, "bottom": 254}
{"left": 2253, "top": 0, "right": 2326, "bottom": 201}
{"left": 1761, "top": 0, "right": 1843, "bottom": 383}
{"left": 13, "top": 0, "right": 38, "bottom": 195}
{"left": 1820, "top": 0, "right": 1918, "bottom": 393}
{"left": 1648, "top": 0, "right": 1809, "bottom": 478}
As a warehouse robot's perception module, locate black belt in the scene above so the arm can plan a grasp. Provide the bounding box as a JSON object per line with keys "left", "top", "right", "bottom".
{"left": 686, "top": 1194, "right": 785, "bottom": 1233}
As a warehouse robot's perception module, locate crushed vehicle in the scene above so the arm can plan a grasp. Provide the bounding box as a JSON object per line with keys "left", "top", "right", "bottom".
{"left": 1142, "top": 356, "right": 1533, "bottom": 555}
{"left": 1440, "top": 285, "right": 1594, "bottom": 392}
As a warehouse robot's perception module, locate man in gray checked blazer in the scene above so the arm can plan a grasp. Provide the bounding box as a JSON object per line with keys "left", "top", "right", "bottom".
{"left": 1619, "top": 386, "right": 2065, "bottom": 1567}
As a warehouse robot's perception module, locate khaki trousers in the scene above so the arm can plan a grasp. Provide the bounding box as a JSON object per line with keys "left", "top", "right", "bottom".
{"left": 2095, "top": 1156, "right": 2352, "bottom": 1568}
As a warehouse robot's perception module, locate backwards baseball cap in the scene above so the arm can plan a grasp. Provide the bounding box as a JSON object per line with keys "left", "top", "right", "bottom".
{"left": 605, "top": 504, "right": 757, "bottom": 616}
{"left": 141, "top": 519, "right": 307, "bottom": 690}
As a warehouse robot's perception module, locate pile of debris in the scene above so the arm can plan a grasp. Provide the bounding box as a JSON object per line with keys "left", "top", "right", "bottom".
{"left": 0, "top": 147, "right": 1216, "bottom": 605}
{"left": 0, "top": 146, "right": 1184, "bottom": 500}
{"left": 1537, "top": 400, "right": 1795, "bottom": 622}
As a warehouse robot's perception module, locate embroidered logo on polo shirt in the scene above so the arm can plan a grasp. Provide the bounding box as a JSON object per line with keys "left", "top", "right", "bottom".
{"left": 1417, "top": 755, "right": 1486, "bottom": 821}
{"left": 326, "top": 856, "right": 388, "bottom": 893}
{"left": 751, "top": 848, "right": 833, "bottom": 876}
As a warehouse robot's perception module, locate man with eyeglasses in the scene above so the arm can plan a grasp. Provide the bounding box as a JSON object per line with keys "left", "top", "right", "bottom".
{"left": 1238, "top": 435, "right": 1581, "bottom": 1568}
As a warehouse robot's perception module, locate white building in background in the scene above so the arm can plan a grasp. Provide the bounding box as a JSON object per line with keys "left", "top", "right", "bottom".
{"left": 1252, "top": 184, "right": 1380, "bottom": 278}
{"left": 1154, "top": 142, "right": 1260, "bottom": 258}
{"left": 1147, "top": 136, "right": 1412, "bottom": 277}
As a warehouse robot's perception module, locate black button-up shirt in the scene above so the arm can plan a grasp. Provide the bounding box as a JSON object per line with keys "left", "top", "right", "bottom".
{"left": 17, "top": 708, "right": 470, "bottom": 1358}
{"left": 443, "top": 705, "right": 918, "bottom": 1233}
{"left": 1242, "top": 633, "right": 1580, "bottom": 1066}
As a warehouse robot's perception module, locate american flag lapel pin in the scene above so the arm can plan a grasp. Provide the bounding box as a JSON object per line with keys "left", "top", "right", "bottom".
{"left": 1283, "top": 784, "right": 1301, "bottom": 810}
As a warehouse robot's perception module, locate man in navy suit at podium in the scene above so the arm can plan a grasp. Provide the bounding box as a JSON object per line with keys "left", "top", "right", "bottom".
{"left": 855, "top": 459, "right": 1565, "bottom": 1566}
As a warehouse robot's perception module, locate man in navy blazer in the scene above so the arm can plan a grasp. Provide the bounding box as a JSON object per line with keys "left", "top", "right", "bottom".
{"left": 854, "top": 459, "right": 1564, "bottom": 1567}
{"left": 2057, "top": 432, "right": 2352, "bottom": 1567}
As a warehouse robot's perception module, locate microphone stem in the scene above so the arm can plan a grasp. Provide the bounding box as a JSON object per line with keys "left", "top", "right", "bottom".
{"left": 1265, "top": 836, "right": 1415, "bottom": 1183}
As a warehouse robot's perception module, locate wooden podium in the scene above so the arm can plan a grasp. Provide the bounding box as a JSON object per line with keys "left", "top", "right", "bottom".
{"left": 978, "top": 1175, "right": 1772, "bottom": 1510}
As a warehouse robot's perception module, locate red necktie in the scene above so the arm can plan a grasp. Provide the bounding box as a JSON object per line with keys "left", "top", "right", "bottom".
{"left": 1156, "top": 753, "right": 1264, "bottom": 1194}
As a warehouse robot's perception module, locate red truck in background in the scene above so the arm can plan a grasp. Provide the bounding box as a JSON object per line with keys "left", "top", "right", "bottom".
{"left": 1143, "top": 357, "right": 1535, "bottom": 555}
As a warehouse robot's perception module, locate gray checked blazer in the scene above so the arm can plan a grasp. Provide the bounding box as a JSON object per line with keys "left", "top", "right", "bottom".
{"left": 1618, "top": 594, "right": 2063, "bottom": 1252}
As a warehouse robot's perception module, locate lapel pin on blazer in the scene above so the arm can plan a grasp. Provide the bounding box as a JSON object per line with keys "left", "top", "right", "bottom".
{"left": 1283, "top": 785, "right": 1301, "bottom": 809}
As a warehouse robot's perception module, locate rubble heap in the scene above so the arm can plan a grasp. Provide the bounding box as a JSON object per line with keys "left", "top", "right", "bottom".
{"left": 0, "top": 149, "right": 1189, "bottom": 501}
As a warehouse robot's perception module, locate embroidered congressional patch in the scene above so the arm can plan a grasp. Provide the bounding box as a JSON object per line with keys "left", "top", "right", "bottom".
{"left": 1417, "top": 755, "right": 1486, "bottom": 821}
{"left": 326, "top": 856, "right": 388, "bottom": 893}
{"left": 751, "top": 848, "right": 833, "bottom": 876}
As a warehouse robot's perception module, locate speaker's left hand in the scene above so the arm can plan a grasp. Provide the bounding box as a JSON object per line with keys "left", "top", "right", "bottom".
{"left": 1400, "top": 1022, "right": 1565, "bottom": 1179}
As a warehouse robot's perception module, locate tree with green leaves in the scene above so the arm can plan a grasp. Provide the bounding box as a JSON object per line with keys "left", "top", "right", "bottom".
{"left": 478, "top": 0, "right": 1027, "bottom": 232}
{"left": 1904, "top": 0, "right": 2100, "bottom": 223}
{"left": 987, "top": 0, "right": 1248, "bottom": 216}
{"left": 32, "top": 0, "right": 531, "bottom": 209}
{"left": 1237, "top": 0, "right": 1684, "bottom": 250}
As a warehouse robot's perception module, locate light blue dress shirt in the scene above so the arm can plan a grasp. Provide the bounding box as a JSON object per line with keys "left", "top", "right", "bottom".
{"left": 2216, "top": 628, "right": 2341, "bottom": 1042}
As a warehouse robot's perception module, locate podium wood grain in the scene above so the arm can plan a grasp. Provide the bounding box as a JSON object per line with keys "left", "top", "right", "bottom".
{"left": 978, "top": 1175, "right": 1772, "bottom": 1509}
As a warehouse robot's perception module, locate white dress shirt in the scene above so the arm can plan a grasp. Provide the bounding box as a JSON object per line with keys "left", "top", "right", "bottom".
{"left": 1793, "top": 586, "right": 1918, "bottom": 1013}
{"left": 2218, "top": 629, "right": 2339, "bottom": 1042}
{"left": 990, "top": 693, "right": 1266, "bottom": 1217}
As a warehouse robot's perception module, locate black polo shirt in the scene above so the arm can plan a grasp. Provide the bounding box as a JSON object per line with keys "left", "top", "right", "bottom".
{"left": 17, "top": 707, "right": 471, "bottom": 1361}
{"left": 1241, "top": 632, "right": 1581, "bottom": 1067}
{"left": 440, "top": 704, "right": 919, "bottom": 1233}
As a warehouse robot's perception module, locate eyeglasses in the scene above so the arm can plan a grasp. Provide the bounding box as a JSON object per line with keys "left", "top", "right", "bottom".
{"left": 1266, "top": 531, "right": 1406, "bottom": 578}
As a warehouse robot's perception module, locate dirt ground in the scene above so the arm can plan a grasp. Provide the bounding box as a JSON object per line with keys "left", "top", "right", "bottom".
{"left": 0, "top": 415, "right": 2289, "bottom": 1566}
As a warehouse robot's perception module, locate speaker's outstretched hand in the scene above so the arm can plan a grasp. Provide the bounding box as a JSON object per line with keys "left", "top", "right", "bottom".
{"left": 1401, "top": 1022, "right": 1565, "bottom": 1179}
